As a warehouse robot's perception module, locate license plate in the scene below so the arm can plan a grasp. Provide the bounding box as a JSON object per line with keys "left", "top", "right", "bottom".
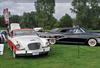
{"left": 32, "top": 52, "right": 39, "bottom": 56}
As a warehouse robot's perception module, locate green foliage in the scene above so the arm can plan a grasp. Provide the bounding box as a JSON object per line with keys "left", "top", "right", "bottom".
{"left": 59, "top": 14, "right": 73, "bottom": 27}
{"left": 9, "top": 15, "right": 21, "bottom": 23}
{"left": 0, "top": 15, "right": 5, "bottom": 27}
{"left": 35, "top": 0, "right": 55, "bottom": 29}
{"left": 71, "top": 0, "right": 100, "bottom": 29}
{"left": 20, "top": 12, "right": 37, "bottom": 28}
{"left": 45, "top": 16, "right": 59, "bottom": 29}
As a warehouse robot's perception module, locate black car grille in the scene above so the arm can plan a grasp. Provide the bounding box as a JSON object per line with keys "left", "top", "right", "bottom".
{"left": 28, "top": 43, "right": 40, "bottom": 50}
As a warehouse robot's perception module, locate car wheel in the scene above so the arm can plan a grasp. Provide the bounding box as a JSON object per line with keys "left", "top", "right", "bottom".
{"left": 88, "top": 39, "right": 97, "bottom": 47}
{"left": 49, "top": 38, "right": 56, "bottom": 45}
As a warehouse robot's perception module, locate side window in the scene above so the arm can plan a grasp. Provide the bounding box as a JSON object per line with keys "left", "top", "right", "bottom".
{"left": 74, "top": 29, "right": 82, "bottom": 33}
{"left": 60, "top": 29, "right": 70, "bottom": 33}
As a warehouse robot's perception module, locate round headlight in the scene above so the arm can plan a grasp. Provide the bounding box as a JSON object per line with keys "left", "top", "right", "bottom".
{"left": 16, "top": 44, "right": 20, "bottom": 49}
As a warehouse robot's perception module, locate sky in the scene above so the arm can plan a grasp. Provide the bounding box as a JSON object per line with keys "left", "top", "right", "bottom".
{"left": 0, "top": 0, "right": 76, "bottom": 20}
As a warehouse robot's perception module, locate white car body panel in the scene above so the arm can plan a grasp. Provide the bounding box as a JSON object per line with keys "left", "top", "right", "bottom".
{"left": 10, "top": 23, "right": 21, "bottom": 31}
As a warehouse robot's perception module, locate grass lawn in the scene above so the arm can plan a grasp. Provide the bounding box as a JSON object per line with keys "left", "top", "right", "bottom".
{"left": 1, "top": 43, "right": 100, "bottom": 68}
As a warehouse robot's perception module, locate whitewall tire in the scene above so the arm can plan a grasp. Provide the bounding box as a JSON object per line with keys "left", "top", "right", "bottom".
{"left": 88, "top": 39, "right": 97, "bottom": 47}
{"left": 49, "top": 38, "right": 56, "bottom": 45}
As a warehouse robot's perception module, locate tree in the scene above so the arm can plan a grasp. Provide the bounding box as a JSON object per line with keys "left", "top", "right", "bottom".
{"left": 0, "top": 15, "right": 5, "bottom": 27}
{"left": 9, "top": 15, "right": 21, "bottom": 23}
{"left": 59, "top": 14, "right": 73, "bottom": 27}
{"left": 47, "top": 16, "right": 59, "bottom": 29}
{"left": 35, "top": 0, "right": 55, "bottom": 29}
{"left": 71, "top": 0, "right": 100, "bottom": 29}
{"left": 20, "top": 12, "right": 36, "bottom": 28}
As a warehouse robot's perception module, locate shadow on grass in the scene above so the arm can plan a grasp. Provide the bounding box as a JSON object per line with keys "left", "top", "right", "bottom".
{"left": 15, "top": 53, "right": 51, "bottom": 59}
{"left": 55, "top": 43, "right": 100, "bottom": 47}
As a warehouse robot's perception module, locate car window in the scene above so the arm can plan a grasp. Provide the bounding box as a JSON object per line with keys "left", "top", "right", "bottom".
{"left": 50, "top": 28, "right": 59, "bottom": 33}
{"left": 74, "top": 28, "right": 84, "bottom": 33}
{"left": 80, "top": 28, "right": 86, "bottom": 33}
{"left": 60, "top": 29, "right": 67, "bottom": 33}
{"left": 13, "top": 30, "right": 37, "bottom": 36}
{"left": 76, "top": 29, "right": 81, "bottom": 33}
{"left": 60, "top": 29, "right": 71, "bottom": 33}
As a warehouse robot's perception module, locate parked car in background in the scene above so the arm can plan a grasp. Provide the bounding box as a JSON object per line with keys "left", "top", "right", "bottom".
{"left": 38, "top": 27, "right": 100, "bottom": 47}
{"left": 55, "top": 27, "right": 100, "bottom": 47}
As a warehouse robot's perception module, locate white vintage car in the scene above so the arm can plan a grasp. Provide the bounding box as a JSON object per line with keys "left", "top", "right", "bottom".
{"left": 7, "top": 29, "right": 50, "bottom": 58}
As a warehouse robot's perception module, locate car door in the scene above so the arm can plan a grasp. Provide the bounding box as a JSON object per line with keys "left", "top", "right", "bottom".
{"left": 57, "top": 28, "right": 87, "bottom": 43}
{"left": 69, "top": 29, "right": 87, "bottom": 43}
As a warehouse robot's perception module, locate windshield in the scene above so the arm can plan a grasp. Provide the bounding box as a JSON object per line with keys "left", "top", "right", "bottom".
{"left": 80, "top": 27, "right": 88, "bottom": 32}
{"left": 13, "top": 30, "right": 37, "bottom": 36}
{"left": 50, "top": 28, "right": 59, "bottom": 33}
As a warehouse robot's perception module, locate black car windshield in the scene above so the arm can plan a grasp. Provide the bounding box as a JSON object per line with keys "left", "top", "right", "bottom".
{"left": 80, "top": 27, "right": 88, "bottom": 32}
{"left": 13, "top": 30, "right": 37, "bottom": 36}
{"left": 50, "top": 28, "right": 59, "bottom": 33}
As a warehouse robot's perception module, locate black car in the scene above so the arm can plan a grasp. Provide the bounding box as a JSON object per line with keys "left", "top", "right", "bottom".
{"left": 55, "top": 27, "right": 100, "bottom": 46}
{"left": 38, "top": 27, "right": 100, "bottom": 46}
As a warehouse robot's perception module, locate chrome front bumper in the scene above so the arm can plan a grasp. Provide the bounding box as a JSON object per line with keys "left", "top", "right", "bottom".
{"left": 15, "top": 47, "right": 50, "bottom": 56}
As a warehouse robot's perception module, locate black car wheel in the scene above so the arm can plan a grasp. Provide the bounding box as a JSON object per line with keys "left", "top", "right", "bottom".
{"left": 88, "top": 38, "right": 97, "bottom": 47}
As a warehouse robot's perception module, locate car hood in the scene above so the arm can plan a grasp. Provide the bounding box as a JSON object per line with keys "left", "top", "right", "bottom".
{"left": 13, "top": 35, "right": 45, "bottom": 49}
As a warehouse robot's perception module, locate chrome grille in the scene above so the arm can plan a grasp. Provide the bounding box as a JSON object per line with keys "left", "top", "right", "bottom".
{"left": 28, "top": 43, "right": 40, "bottom": 50}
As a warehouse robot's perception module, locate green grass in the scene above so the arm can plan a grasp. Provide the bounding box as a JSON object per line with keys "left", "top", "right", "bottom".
{"left": 1, "top": 43, "right": 100, "bottom": 68}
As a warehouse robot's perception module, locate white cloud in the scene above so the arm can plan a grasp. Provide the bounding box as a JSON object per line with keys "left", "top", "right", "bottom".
{"left": 54, "top": 3, "right": 76, "bottom": 20}
{"left": 0, "top": 1, "right": 35, "bottom": 15}
{"left": 9, "top": 3, "right": 35, "bottom": 15}
{"left": 0, "top": 1, "right": 76, "bottom": 20}
{"left": 0, "top": 0, "right": 73, "bottom": 3}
